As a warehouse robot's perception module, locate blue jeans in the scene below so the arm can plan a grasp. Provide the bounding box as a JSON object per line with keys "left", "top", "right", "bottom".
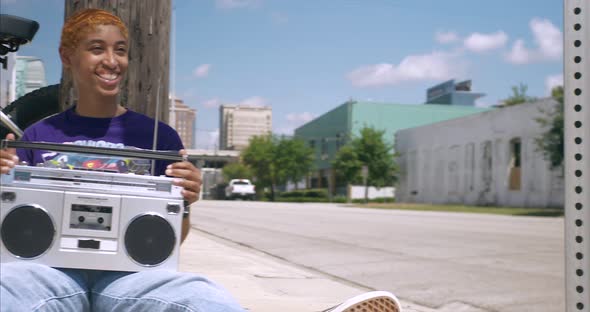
{"left": 0, "top": 262, "right": 245, "bottom": 312}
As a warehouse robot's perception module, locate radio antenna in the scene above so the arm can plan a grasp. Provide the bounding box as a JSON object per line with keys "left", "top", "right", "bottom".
{"left": 151, "top": 81, "right": 161, "bottom": 176}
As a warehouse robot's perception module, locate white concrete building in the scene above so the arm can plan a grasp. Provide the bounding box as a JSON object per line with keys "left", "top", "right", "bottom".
{"left": 219, "top": 105, "right": 272, "bottom": 151}
{"left": 395, "top": 98, "right": 564, "bottom": 208}
{"left": 0, "top": 53, "right": 17, "bottom": 109}
{"left": 15, "top": 56, "right": 46, "bottom": 99}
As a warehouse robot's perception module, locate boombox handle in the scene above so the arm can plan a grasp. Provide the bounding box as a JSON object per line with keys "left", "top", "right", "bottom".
{"left": 1, "top": 140, "right": 194, "bottom": 163}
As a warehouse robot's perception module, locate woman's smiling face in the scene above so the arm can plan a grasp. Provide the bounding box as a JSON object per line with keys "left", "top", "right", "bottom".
{"left": 63, "top": 24, "right": 128, "bottom": 99}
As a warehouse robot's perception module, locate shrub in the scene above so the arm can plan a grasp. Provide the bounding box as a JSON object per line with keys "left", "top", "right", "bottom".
{"left": 352, "top": 197, "right": 395, "bottom": 204}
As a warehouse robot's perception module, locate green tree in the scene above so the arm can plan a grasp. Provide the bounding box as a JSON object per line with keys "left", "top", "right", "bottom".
{"left": 241, "top": 135, "right": 276, "bottom": 199}
{"left": 535, "top": 86, "right": 564, "bottom": 169}
{"left": 275, "top": 138, "right": 314, "bottom": 190}
{"left": 242, "top": 135, "right": 314, "bottom": 201}
{"left": 503, "top": 83, "right": 535, "bottom": 106}
{"left": 222, "top": 162, "right": 253, "bottom": 182}
{"left": 332, "top": 126, "right": 398, "bottom": 202}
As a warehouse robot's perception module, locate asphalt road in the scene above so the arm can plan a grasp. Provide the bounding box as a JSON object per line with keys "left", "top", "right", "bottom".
{"left": 190, "top": 200, "right": 564, "bottom": 312}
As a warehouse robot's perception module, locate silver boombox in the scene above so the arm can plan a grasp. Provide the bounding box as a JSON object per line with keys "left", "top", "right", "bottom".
{"left": 0, "top": 141, "right": 189, "bottom": 272}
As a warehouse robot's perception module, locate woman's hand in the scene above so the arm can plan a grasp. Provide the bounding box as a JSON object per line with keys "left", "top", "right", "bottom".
{"left": 165, "top": 149, "right": 202, "bottom": 205}
{"left": 1, "top": 133, "right": 18, "bottom": 175}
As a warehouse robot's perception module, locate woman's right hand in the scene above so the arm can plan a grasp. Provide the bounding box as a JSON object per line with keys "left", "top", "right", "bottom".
{"left": 1, "top": 133, "right": 19, "bottom": 175}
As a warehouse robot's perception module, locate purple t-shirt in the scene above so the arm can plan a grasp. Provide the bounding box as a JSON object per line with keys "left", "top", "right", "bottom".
{"left": 17, "top": 106, "right": 184, "bottom": 176}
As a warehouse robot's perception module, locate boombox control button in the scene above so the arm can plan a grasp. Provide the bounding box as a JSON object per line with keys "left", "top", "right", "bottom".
{"left": 78, "top": 216, "right": 85, "bottom": 223}
{"left": 78, "top": 239, "right": 100, "bottom": 250}
{"left": 1, "top": 192, "right": 16, "bottom": 202}
{"left": 166, "top": 204, "right": 181, "bottom": 214}
{"left": 97, "top": 217, "right": 104, "bottom": 224}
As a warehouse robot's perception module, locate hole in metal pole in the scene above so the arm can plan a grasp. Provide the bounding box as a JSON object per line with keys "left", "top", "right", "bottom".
{"left": 574, "top": 104, "right": 582, "bottom": 112}
{"left": 575, "top": 170, "right": 582, "bottom": 177}
{"left": 575, "top": 153, "right": 583, "bottom": 161}
{"left": 577, "top": 269, "right": 584, "bottom": 276}
{"left": 575, "top": 137, "right": 583, "bottom": 144}
{"left": 574, "top": 121, "right": 582, "bottom": 128}
{"left": 575, "top": 72, "right": 582, "bottom": 79}
{"left": 574, "top": 23, "right": 581, "bottom": 31}
{"left": 574, "top": 56, "right": 582, "bottom": 63}
{"left": 576, "top": 236, "right": 583, "bottom": 243}
{"left": 576, "top": 219, "right": 583, "bottom": 226}
{"left": 576, "top": 203, "right": 583, "bottom": 210}
{"left": 576, "top": 252, "right": 584, "bottom": 260}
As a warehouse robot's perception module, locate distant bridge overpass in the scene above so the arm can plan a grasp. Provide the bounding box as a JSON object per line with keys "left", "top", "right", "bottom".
{"left": 185, "top": 149, "right": 241, "bottom": 200}
{"left": 185, "top": 149, "right": 240, "bottom": 169}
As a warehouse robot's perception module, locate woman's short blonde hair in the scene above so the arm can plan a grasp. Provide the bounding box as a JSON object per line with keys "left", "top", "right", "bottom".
{"left": 60, "top": 8, "right": 128, "bottom": 52}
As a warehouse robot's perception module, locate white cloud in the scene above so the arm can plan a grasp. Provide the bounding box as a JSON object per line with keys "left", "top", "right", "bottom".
{"left": 347, "top": 51, "right": 464, "bottom": 87}
{"left": 286, "top": 112, "right": 316, "bottom": 123}
{"left": 193, "top": 64, "right": 211, "bottom": 78}
{"left": 435, "top": 31, "right": 459, "bottom": 44}
{"left": 201, "top": 96, "right": 268, "bottom": 109}
{"left": 505, "top": 18, "right": 562, "bottom": 64}
{"left": 273, "top": 112, "right": 317, "bottom": 135}
{"left": 195, "top": 128, "right": 220, "bottom": 149}
{"left": 531, "top": 18, "right": 562, "bottom": 59}
{"left": 215, "top": 0, "right": 259, "bottom": 9}
{"left": 463, "top": 31, "right": 508, "bottom": 52}
{"left": 545, "top": 74, "right": 563, "bottom": 95}
{"left": 209, "top": 129, "right": 220, "bottom": 147}
{"left": 203, "top": 98, "right": 221, "bottom": 108}
{"left": 505, "top": 39, "right": 530, "bottom": 64}
{"left": 239, "top": 96, "right": 268, "bottom": 107}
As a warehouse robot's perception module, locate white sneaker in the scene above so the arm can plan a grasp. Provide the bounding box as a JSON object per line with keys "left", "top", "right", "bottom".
{"left": 322, "top": 291, "right": 402, "bottom": 312}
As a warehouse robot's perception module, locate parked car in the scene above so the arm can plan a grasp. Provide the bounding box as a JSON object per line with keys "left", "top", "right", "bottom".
{"left": 224, "top": 179, "right": 256, "bottom": 200}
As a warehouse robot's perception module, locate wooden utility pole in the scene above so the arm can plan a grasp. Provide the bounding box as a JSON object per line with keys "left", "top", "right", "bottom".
{"left": 60, "top": 0, "right": 171, "bottom": 122}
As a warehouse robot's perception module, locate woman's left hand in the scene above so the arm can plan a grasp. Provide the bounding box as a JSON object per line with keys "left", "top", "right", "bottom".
{"left": 165, "top": 150, "right": 202, "bottom": 205}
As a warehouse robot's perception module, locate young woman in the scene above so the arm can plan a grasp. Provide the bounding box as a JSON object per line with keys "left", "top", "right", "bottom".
{"left": 0, "top": 8, "right": 244, "bottom": 311}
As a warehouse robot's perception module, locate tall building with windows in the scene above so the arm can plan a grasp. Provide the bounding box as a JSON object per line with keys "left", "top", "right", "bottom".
{"left": 169, "top": 97, "right": 197, "bottom": 149}
{"left": 15, "top": 56, "right": 47, "bottom": 99}
{"left": 219, "top": 105, "right": 272, "bottom": 150}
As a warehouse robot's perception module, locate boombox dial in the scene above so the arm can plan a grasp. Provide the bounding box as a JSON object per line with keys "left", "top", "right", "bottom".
{"left": 1, "top": 204, "right": 55, "bottom": 259}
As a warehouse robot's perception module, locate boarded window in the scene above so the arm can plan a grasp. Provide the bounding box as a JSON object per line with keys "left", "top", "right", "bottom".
{"left": 465, "top": 143, "right": 475, "bottom": 192}
{"left": 509, "top": 138, "right": 521, "bottom": 190}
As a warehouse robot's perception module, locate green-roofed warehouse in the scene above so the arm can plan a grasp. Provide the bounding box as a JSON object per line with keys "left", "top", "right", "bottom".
{"left": 294, "top": 100, "right": 492, "bottom": 193}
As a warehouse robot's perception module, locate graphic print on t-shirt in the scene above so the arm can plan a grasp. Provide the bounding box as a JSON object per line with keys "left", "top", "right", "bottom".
{"left": 40, "top": 140, "right": 151, "bottom": 174}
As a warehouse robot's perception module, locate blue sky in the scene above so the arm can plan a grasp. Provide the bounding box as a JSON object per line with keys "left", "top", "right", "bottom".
{"left": 1, "top": 0, "right": 563, "bottom": 149}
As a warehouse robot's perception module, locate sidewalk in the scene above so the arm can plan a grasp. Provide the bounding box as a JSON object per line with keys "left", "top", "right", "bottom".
{"left": 180, "top": 228, "right": 437, "bottom": 312}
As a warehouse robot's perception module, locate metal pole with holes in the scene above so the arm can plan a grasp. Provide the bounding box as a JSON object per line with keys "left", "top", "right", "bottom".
{"left": 565, "top": 0, "right": 590, "bottom": 311}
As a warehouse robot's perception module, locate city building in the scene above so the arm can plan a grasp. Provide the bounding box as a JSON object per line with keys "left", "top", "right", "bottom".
{"left": 426, "top": 79, "right": 485, "bottom": 106}
{"left": 0, "top": 53, "right": 17, "bottom": 109}
{"left": 395, "top": 98, "right": 563, "bottom": 208}
{"left": 15, "top": 56, "right": 46, "bottom": 99}
{"left": 169, "top": 97, "right": 197, "bottom": 149}
{"left": 219, "top": 105, "right": 272, "bottom": 151}
{"left": 294, "top": 100, "right": 491, "bottom": 194}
